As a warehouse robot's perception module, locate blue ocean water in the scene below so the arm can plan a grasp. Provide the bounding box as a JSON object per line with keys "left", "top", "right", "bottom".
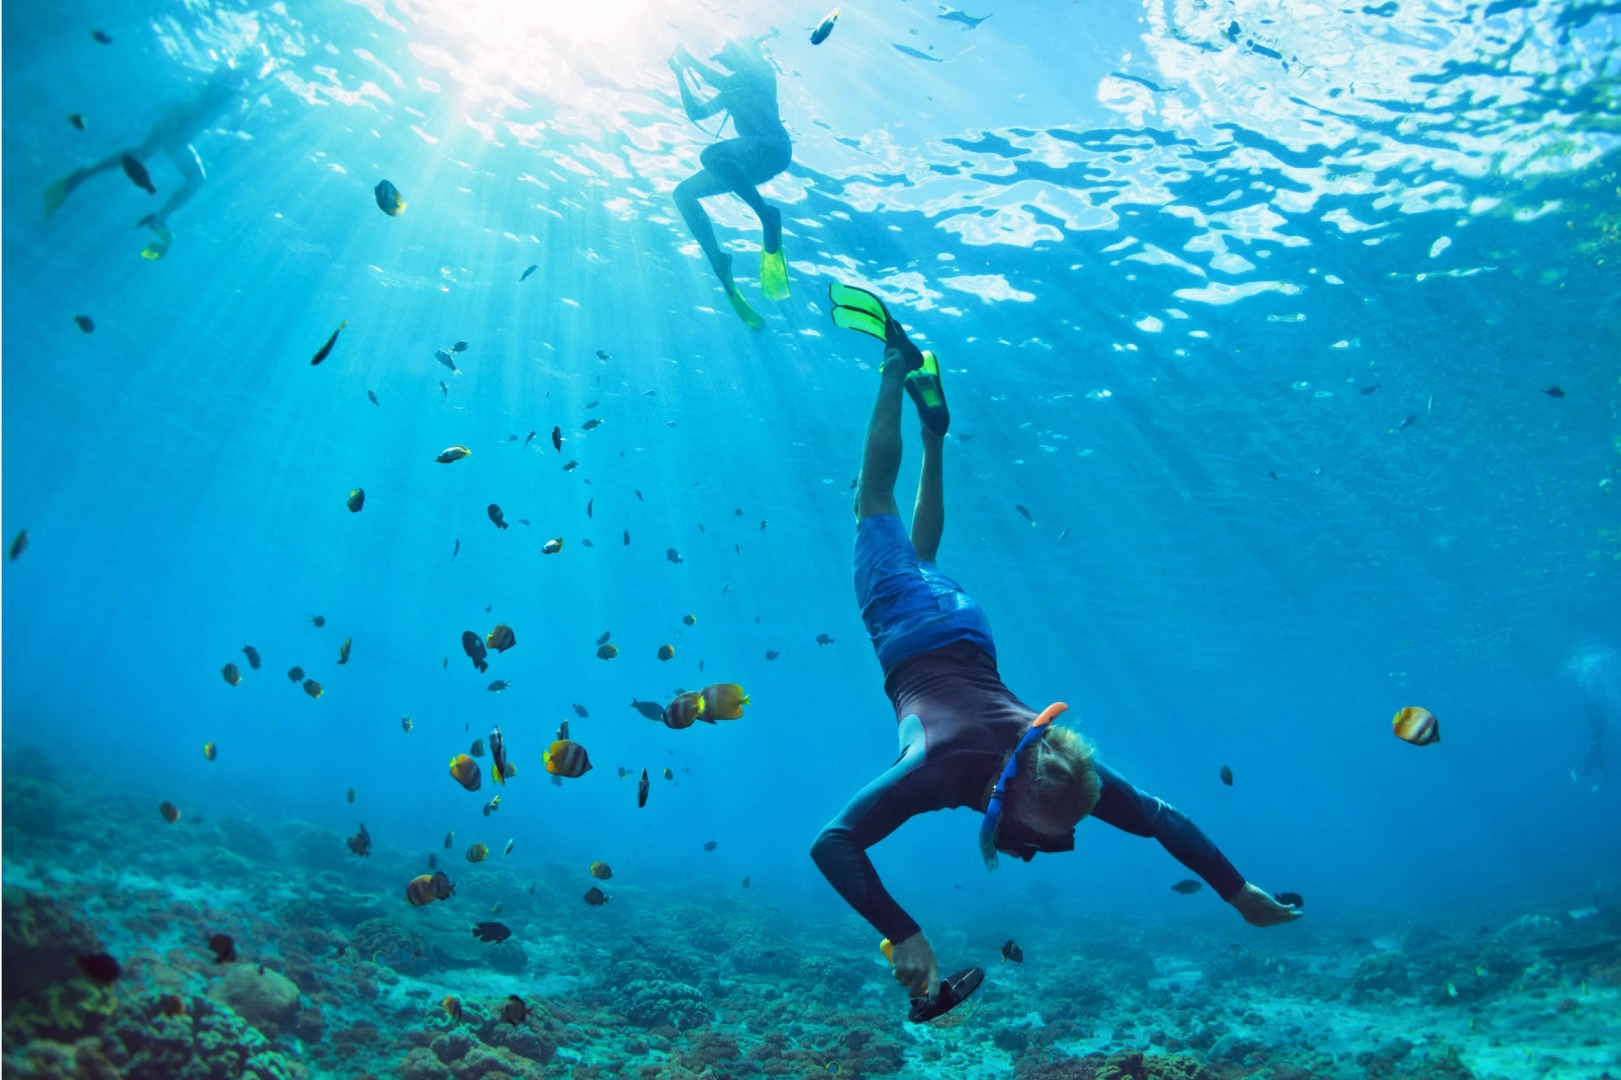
{"left": 3, "top": 1, "right": 1620, "bottom": 1078}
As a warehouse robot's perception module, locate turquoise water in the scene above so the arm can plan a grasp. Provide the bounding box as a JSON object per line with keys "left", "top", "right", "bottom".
{"left": 4, "top": 1, "right": 1620, "bottom": 1078}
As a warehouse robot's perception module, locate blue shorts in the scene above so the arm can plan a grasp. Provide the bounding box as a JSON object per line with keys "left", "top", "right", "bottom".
{"left": 853, "top": 515, "right": 996, "bottom": 673}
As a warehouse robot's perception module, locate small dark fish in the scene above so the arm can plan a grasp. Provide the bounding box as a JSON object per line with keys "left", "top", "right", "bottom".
{"left": 159, "top": 801, "right": 181, "bottom": 823}
{"left": 303, "top": 678, "right": 324, "bottom": 699}
{"left": 487, "top": 504, "right": 508, "bottom": 530}
{"left": 335, "top": 944, "right": 347, "bottom": 957}
{"left": 368, "top": 390, "right": 379, "bottom": 406}
{"left": 452, "top": 539, "right": 460, "bottom": 560}
{"left": 703, "top": 840, "right": 718, "bottom": 852}
{"left": 581, "top": 539, "right": 594, "bottom": 548}
{"left": 573, "top": 703, "right": 589, "bottom": 717}
{"left": 69, "top": 113, "right": 86, "bottom": 130}
{"left": 308, "top": 321, "right": 347, "bottom": 366}
{"left": 338, "top": 637, "right": 352, "bottom": 665}
{"left": 287, "top": 666, "right": 304, "bottom": 682}
{"left": 579, "top": 417, "right": 603, "bottom": 434}
{"left": 347, "top": 822, "right": 372, "bottom": 857}
{"left": 1313, "top": 465, "right": 1325, "bottom": 476}
{"left": 436, "top": 349, "right": 458, "bottom": 373}
{"left": 765, "top": 650, "right": 780, "bottom": 661}
{"left": 586, "top": 497, "right": 594, "bottom": 518}
{"left": 623, "top": 530, "right": 631, "bottom": 546}
{"left": 502, "top": 995, "right": 529, "bottom": 1024}
{"left": 121, "top": 154, "right": 156, "bottom": 194}
{"left": 666, "top": 548, "right": 683, "bottom": 564}
{"left": 452, "top": 341, "right": 468, "bottom": 353}
{"left": 1015, "top": 504, "right": 1036, "bottom": 525}
{"left": 1170, "top": 879, "right": 1203, "bottom": 895}
{"left": 347, "top": 487, "right": 365, "bottom": 513}
{"left": 8, "top": 530, "right": 25, "bottom": 561}
{"left": 597, "top": 643, "right": 619, "bottom": 660}
{"left": 222, "top": 663, "right": 242, "bottom": 686}
{"left": 472, "top": 921, "right": 512, "bottom": 944}
{"left": 1219, "top": 765, "right": 1234, "bottom": 786}
{"left": 470, "top": 738, "right": 486, "bottom": 757}
{"left": 999, "top": 940, "right": 1023, "bottom": 963}
{"left": 73, "top": 314, "right": 95, "bottom": 333}
{"left": 488, "top": 680, "right": 510, "bottom": 692}
{"left": 347, "top": 786, "right": 356, "bottom": 803}
{"left": 91, "top": 30, "right": 113, "bottom": 43}
{"left": 638, "top": 768, "right": 649, "bottom": 808}
{"left": 76, "top": 953, "right": 121, "bottom": 983}
{"left": 742, "top": 877, "right": 750, "bottom": 888}
{"left": 816, "top": 634, "right": 834, "bottom": 645}
{"left": 551, "top": 426, "right": 563, "bottom": 452}
{"left": 582, "top": 887, "right": 609, "bottom": 906}
{"left": 520, "top": 265, "right": 537, "bottom": 282}
{"left": 810, "top": 7, "right": 839, "bottom": 44}
{"left": 208, "top": 934, "right": 237, "bottom": 963}
{"left": 374, "top": 179, "right": 406, "bottom": 216}
{"left": 312, "top": 613, "right": 325, "bottom": 627}
{"left": 598, "top": 630, "right": 612, "bottom": 646}
{"left": 1397, "top": 414, "right": 1417, "bottom": 430}
{"left": 596, "top": 350, "right": 610, "bottom": 360}
{"left": 563, "top": 460, "right": 578, "bottom": 472}
{"left": 631, "top": 699, "right": 663, "bottom": 720}
{"left": 242, "top": 645, "right": 261, "bottom": 670}
{"left": 440, "top": 380, "right": 449, "bottom": 399}
{"left": 1542, "top": 386, "right": 1565, "bottom": 398}
{"left": 445, "top": 831, "right": 455, "bottom": 849}
{"left": 1360, "top": 384, "right": 1380, "bottom": 396}
{"left": 462, "top": 630, "right": 489, "bottom": 673}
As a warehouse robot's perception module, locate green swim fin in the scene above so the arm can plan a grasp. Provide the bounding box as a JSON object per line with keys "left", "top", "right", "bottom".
{"left": 907, "top": 350, "right": 950, "bottom": 436}
{"left": 139, "top": 216, "right": 173, "bottom": 261}
{"left": 726, "top": 284, "right": 765, "bottom": 331}
{"left": 760, "top": 245, "right": 790, "bottom": 302}
{"left": 829, "top": 281, "right": 889, "bottom": 340}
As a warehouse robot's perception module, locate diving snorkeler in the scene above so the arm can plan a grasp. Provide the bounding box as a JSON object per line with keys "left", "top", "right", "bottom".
{"left": 43, "top": 60, "right": 262, "bottom": 258}
{"left": 810, "top": 283, "right": 1302, "bottom": 1015}
{"left": 667, "top": 38, "right": 792, "bottom": 331}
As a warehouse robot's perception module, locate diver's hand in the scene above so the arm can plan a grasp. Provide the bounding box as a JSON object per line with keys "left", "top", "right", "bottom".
{"left": 1229, "top": 882, "right": 1303, "bottom": 927}
{"left": 890, "top": 932, "right": 940, "bottom": 999}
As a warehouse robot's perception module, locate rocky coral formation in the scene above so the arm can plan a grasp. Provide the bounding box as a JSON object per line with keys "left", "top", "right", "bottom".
{"left": 98, "top": 991, "right": 305, "bottom": 1080}
{"left": 611, "top": 979, "right": 711, "bottom": 1030}
{"left": 1, "top": 887, "right": 116, "bottom": 1045}
{"left": 208, "top": 965, "right": 302, "bottom": 1036}
{"left": 1013, "top": 1049, "right": 1218, "bottom": 1080}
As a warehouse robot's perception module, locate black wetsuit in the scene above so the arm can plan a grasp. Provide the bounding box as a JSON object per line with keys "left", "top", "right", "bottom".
{"left": 811, "top": 516, "right": 1247, "bottom": 943}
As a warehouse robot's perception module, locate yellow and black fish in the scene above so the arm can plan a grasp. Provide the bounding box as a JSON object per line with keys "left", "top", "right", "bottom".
{"left": 449, "top": 754, "right": 482, "bottom": 791}
{"left": 310, "top": 321, "right": 347, "bottom": 366}
{"left": 589, "top": 861, "right": 612, "bottom": 880}
{"left": 810, "top": 6, "right": 840, "bottom": 44}
{"left": 222, "top": 663, "right": 242, "bottom": 687}
{"left": 436, "top": 445, "right": 472, "bottom": 464}
{"left": 662, "top": 767, "right": 673, "bottom": 780}
{"left": 466, "top": 843, "right": 489, "bottom": 863}
{"left": 159, "top": 801, "right": 181, "bottom": 824}
{"left": 701, "top": 683, "right": 750, "bottom": 721}
{"left": 203, "top": 742, "right": 217, "bottom": 762}
{"left": 338, "top": 637, "right": 352, "bottom": 665}
{"left": 405, "top": 870, "right": 454, "bottom": 906}
{"left": 374, "top": 179, "right": 406, "bottom": 216}
{"left": 304, "top": 678, "right": 324, "bottom": 699}
{"left": 542, "top": 538, "right": 564, "bottom": 555}
{"left": 1392, "top": 706, "right": 1439, "bottom": 746}
{"left": 486, "top": 625, "right": 516, "bottom": 652}
{"left": 347, "top": 488, "right": 365, "bottom": 513}
{"left": 657, "top": 644, "right": 675, "bottom": 661}
{"left": 490, "top": 726, "right": 508, "bottom": 787}
{"left": 597, "top": 643, "right": 618, "bottom": 660}
{"left": 543, "top": 739, "right": 592, "bottom": 778}
{"left": 663, "top": 691, "right": 703, "bottom": 729}
{"left": 443, "top": 995, "right": 462, "bottom": 1024}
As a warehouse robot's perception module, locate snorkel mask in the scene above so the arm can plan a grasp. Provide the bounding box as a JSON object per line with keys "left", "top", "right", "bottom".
{"left": 979, "top": 702, "right": 1072, "bottom": 870}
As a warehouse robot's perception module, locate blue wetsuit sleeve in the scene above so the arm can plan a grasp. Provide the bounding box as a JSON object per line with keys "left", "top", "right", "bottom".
{"left": 1090, "top": 761, "right": 1246, "bottom": 901}
{"left": 810, "top": 756, "right": 954, "bottom": 944}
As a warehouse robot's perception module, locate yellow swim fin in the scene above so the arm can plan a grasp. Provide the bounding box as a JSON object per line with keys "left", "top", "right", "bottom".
{"left": 725, "top": 285, "right": 765, "bottom": 331}
{"left": 759, "top": 245, "right": 790, "bottom": 302}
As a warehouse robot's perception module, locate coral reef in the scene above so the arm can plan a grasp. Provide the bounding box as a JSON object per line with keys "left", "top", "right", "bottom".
{"left": 611, "top": 980, "right": 712, "bottom": 1030}
{"left": 208, "top": 965, "right": 302, "bottom": 1035}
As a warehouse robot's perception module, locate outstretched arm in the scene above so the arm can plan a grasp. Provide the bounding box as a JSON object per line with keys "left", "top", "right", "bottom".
{"left": 669, "top": 49, "right": 727, "bottom": 121}
{"left": 1090, "top": 762, "right": 1300, "bottom": 925}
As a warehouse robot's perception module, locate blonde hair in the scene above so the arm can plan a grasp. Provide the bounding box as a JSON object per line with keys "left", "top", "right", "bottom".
{"left": 1008, "top": 724, "right": 1101, "bottom": 827}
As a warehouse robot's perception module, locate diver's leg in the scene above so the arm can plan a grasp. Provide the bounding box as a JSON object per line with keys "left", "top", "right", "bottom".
{"left": 910, "top": 427, "right": 945, "bottom": 562}
{"left": 700, "top": 140, "right": 782, "bottom": 251}
{"left": 673, "top": 168, "right": 735, "bottom": 280}
{"left": 856, "top": 360, "right": 908, "bottom": 521}
{"left": 150, "top": 144, "right": 207, "bottom": 223}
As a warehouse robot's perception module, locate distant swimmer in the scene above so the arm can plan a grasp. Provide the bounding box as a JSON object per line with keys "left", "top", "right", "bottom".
{"left": 811, "top": 283, "right": 1301, "bottom": 1019}
{"left": 43, "top": 59, "right": 269, "bottom": 258}
{"left": 668, "top": 37, "right": 792, "bottom": 330}
{"left": 1569, "top": 645, "right": 1616, "bottom": 793}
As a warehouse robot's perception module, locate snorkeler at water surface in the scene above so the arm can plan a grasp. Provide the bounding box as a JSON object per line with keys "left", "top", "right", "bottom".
{"left": 667, "top": 37, "right": 792, "bottom": 331}
{"left": 43, "top": 61, "right": 263, "bottom": 259}
{"left": 810, "top": 283, "right": 1302, "bottom": 1018}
